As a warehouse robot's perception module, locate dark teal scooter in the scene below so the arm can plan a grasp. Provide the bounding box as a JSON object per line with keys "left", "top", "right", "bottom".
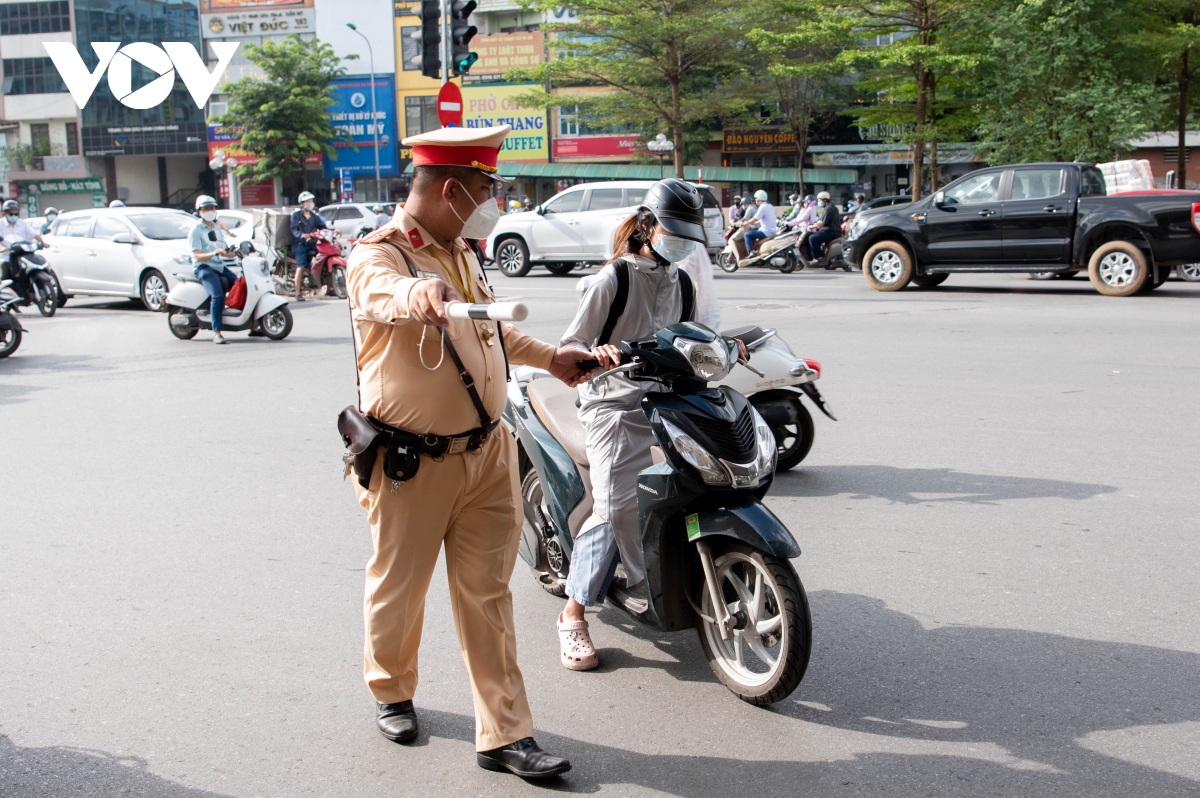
{"left": 504, "top": 322, "right": 812, "bottom": 705}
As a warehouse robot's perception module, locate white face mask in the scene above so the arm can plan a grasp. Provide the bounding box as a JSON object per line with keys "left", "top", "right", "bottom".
{"left": 450, "top": 184, "right": 501, "bottom": 239}
{"left": 302, "top": 202, "right": 314, "bottom": 212}
{"left": 46, "top": 214, "right": 57, "bottom": 223}
{"left": 201, "top": 210, "right": 217, "bottom": 222}
{"left": 650, "top": 231, "right": 697, "bottom": 263}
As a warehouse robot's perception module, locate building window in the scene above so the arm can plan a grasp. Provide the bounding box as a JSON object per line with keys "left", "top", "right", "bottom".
{"left": 65, "top": 122, "right": 78, "bottom": 156}
{"left": 2, "top": 58, "right": 67, "bottom": 95}
{"left": 405, "top": 95, "right": 439, "bottom": 137}
{"left": 0, "top": 1, "right": 71, "bottom": 35}
{"left": 1164, "top": 147, "right": 1192, "bottom": 163}
{"left": 401, "top": 26, "right": 421, "bottom": 71}
{"left": 31, "top": 123, "right": 50, "bottom": 157}
{"left": 556, "top": 105, "right": 628, "bottom": 137}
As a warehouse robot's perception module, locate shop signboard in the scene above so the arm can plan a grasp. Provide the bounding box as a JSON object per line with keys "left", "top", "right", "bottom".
{"left": 207, "top": 123, "right": 322, "bottom": 166}
{"left": 25, "top": 177, "right": 105, "bottom": 194}
{"left": 461, "top": 84, "right": 548, "bottom": 162}
{"left": 812, "top": 150, "right": 977, "bottom": 166}
{"left": 552, "top": 135, "right": 641, "bottom": 159}
{"left": 82, "top": 123, "right": 209, "bottom": 157}
{"left": 464, "top": 33, "right": 544, "bottom": 82}
{"left": 200, "top": 0, "right": 315, "bottom": 39}
{"left": 239, "top": 180, "right": 276, "bottom": 206}
{"left": 323, "top": 75, "right": 399, "bottom": 179}
{"left": 722, "top": 127, "right": 796, "bottom": 154}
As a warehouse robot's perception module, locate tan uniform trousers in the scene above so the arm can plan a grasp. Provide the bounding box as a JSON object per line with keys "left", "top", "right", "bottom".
{"left": 355, "top": 430, "right": 534, "bottom": 751}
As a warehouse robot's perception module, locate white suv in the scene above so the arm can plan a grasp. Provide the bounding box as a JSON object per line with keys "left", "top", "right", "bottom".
{"left": 484, "top": 180, "right": 724, "bottom": 277}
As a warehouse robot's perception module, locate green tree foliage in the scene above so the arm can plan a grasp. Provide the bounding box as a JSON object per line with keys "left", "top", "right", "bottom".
{"left": 748, "top": 4, "right": 857, "bottom": 193}
{"left": 841, "top": 0, "right": 977, "bottom": 199}
{"left": 507, "top": 0, "right": 749, "bottom": 178}
{"left": 214, "top": 36, "right": 350, "bottom": 186}
{"left": 970, "top": 0, "right": 1164, "bottom": 164}
{"left": 1143, "top": 0, "right": 1200, "bottom": 185}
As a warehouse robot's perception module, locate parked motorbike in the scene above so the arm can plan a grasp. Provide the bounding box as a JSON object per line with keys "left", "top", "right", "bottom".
{"left": 717, "top": 225, "right": 802, "bottom": 274}
{"left": 0, "top": 279, "right": 25, "bottom": 357}
{"left": 164, "top": 241, "right": 293, "bottom": 341}
{"left": 506, "top": 322, "right": 813, "bottom": 705}
{"left": 720, "top": 325, "right": 835, "bottom": 470}
{"left": 3, "top": 241, "right": 58, "bottom": 317}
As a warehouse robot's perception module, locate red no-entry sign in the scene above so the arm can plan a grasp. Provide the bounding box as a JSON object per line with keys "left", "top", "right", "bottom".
{"left": 437, "top": 82, "right": 464, "bottom": 128}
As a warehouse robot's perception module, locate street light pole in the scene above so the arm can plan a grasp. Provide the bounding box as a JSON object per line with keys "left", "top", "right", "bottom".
{"left": 346, "top": 23, "right": 383, "bottom": 203}
{"left": 646, "top": 133, "right": 674, "bottom": 180}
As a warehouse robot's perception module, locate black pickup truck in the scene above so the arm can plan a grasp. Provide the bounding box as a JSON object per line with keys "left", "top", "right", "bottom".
{"left": 844, "top": 162, "right": 1200, "bottom": 296}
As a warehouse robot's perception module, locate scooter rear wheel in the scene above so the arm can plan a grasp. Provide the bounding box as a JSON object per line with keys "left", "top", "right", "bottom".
{"left": 329, "top": 266, "right": 348, "bottom": 299}
{"left": 167, "top": 307, "right": 199, "bottom": 340}
{"left": 697, "top": 543, "right": 811, "bottom": 705}
{"left": 520, "top": 468, "right": 569, "bottom": 598}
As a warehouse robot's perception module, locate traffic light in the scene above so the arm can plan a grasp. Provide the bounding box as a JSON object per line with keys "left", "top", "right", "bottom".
{"left": 415, "top": 0, "right": 441, "bottom": 81}
{"left": 450, "top": 0, "right": 478, "bottom": 77}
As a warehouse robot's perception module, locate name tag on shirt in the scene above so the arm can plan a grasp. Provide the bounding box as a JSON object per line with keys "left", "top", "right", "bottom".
{"left": 418, "top": 270, "right": 439, "bottom": 279}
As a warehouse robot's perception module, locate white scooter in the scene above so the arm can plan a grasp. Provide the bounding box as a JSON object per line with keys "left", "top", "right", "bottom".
{"left": 572, "top": 276, "right": 834, "bottom": 469}
{"left": 164, "top": 240, "right": 293, "bottom": 341}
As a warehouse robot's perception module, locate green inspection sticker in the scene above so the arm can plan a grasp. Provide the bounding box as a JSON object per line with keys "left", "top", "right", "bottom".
{"left": 685, "top": 513, "right": 701, "bottom": 541}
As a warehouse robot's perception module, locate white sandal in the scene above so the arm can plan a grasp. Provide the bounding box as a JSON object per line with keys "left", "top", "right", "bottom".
{"left": 557, "top": 613, "right": 598, "bottom": 671}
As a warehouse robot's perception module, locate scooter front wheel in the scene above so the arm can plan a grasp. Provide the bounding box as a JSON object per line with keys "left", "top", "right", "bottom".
{"left": 717, "top": 252, "right": 739, "bottom": 273}
{"left": 697, "top": 543, "right": 811, "bottom": 705}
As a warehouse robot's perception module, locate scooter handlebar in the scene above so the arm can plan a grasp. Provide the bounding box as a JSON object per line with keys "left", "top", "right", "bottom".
{"left": 443, "top": 301, "right": 528, "bottom": 322}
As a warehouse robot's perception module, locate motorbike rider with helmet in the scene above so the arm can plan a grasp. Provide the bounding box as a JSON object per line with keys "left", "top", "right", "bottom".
{"left": 290, "top": 191, "right": 328, "bottom": 301}
{"left": 40, "top": 207, "right": 58, "bottom": 235}
{"left": 554, "top": 178, "right": 743, "bottom": 671}
{"left": 190, "top": 195, "right": 237, "bottom": 345}
{"left": 0, "top": 199, "right": 44, "bottom": 297}
{"left": 807, "top": 191, "right": 842, "bottom": 263}
{"left": 371, "top": 204, "right": 391, "bottom": 229}
{"left": 742, "top": 189, "right": 777, "bottom": 254}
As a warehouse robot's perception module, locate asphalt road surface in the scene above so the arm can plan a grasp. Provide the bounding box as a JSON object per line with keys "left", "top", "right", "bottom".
{"left": 3, "top": 267, "right": 1199, "bottom": 798}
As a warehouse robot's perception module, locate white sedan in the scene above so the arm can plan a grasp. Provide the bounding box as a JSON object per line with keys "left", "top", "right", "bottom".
{"left": 45, "top": 207, "right": 205, "bottom": 311}
{"left": 484, "top": 180, "right": 724, "bottom": 277}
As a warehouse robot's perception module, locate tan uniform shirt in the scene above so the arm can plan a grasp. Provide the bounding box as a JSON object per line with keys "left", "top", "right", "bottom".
{"left": 347, "top": 208, "right": 555, "bottom": 435}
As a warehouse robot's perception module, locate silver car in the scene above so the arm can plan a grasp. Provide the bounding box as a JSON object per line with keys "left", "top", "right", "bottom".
{"left": 45, "top": 207, "right": 202, "bottom": 311}
{"left": 318, "top": 202, "right": 394, "bottom": 239}
{"left": 484, "top": 180, "right": 725, "bottom": 277}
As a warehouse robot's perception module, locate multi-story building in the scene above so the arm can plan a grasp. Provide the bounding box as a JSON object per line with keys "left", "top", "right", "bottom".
{"left": 73, "top": 0, "right": 210, "bottom": 207}
{"left": 0, "top": 0, "right": 98, "bottom": 213}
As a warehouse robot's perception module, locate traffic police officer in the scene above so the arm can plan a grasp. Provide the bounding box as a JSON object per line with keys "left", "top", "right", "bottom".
{"left": 346, "top": 124, "right": 586, "bottom": 779}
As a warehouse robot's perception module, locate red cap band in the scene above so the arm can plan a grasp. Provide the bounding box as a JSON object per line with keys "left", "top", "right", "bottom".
{"left": 411, "top": 143, "right": 500, "bottom": 172}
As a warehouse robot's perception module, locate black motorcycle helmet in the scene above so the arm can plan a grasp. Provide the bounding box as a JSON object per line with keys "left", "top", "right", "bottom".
{"left": 637, "top": 178, "right": 707, "bottom": 245}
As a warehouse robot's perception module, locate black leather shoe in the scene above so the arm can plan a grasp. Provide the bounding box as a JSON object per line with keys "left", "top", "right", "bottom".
{"left": 477, "top": 737, "right": 571, "bottom": 779}
{"left": 376, "top": 701, "right": 418, "bottom": 743}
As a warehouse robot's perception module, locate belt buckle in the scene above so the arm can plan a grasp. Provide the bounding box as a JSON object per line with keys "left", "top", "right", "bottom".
{"left": 447, "top": 435, "right": 470, "bottom": 455}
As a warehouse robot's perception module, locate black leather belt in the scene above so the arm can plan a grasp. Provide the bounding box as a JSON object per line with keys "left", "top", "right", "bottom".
{"left": 368, "top": 416, "right": 500, "bottom": 457}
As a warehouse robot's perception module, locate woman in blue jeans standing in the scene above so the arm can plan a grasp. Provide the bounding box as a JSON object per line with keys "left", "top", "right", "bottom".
{"left": 189, "top": 194, "right": 236, "bottom": 345}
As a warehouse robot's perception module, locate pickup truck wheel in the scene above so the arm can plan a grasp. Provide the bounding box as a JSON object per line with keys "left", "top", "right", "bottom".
{"left": 545, "top": 262, "right": 574, "bottom": 275}
{"left": 863, "top": 241, "right": 913, "bottom": 291}
{"left": 911, "top": 273, "right": 949, "bottom": 288}
{"left": 495, "top": 238, "right": 532, "bottom": 277}
{"left": 1177, "top": 262, "right": 1200, "bottom": 282}
{"left": 1088, "top": 241, "right": 1147, "bottom": 296}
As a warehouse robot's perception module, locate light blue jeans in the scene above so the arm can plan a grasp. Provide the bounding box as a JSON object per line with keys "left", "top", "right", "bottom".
{"left": 565, "top": 522, "right": 621, "bottom": 607}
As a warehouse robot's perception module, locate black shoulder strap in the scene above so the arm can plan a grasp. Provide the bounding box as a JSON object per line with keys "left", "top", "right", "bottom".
{"left": 677, "top": 270, "right": 695, "bottom": 324}
{"left": 596, "top": 260, "right": 629, "bottom": 347}
{"left": 390, "top": 243, "right": 492, "bottom": 429}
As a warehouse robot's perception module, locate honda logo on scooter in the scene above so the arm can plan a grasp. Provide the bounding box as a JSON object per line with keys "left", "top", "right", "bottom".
{"left": 44, "top": 42, "right": 239, "bottom": 110}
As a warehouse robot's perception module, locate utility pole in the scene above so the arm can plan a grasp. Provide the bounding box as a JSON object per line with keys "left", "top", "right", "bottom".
{"left": 440, "top": 0, "right": 449, "bottom": 83}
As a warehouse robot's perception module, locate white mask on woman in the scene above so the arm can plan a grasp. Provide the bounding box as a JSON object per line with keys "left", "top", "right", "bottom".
{"left": 450, "top": 184, "right": 501, "bottom": 239}
{"left": 650, "top": 231, "right": 698, "bottom": 263}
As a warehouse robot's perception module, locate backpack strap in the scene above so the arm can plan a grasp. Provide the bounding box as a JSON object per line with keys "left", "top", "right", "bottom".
{"left": 677, "top": 269, "right": 695, "bottom": 324}
{"left": 596, "top": 260, "right": 629, "bottom": 347}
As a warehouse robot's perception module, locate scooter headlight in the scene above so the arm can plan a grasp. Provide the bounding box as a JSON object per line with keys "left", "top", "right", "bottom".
{"left": 672, "top": 337, "right": 734, "bottom": 382}
{"left": 660, "top": 417, "right": 731, "bottom": 486}
{"left": 752, "top": 407, "right": 777, "bottom": 475}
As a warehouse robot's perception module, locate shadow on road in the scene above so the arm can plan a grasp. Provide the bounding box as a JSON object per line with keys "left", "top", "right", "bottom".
{"left": 771, "top": 464, "right": 1116, "bottom": 504}
{"left": 428, "top": 590, "right": 1195, "bottom": 796}
{"left": 0, "top": 733, "right": 234, "bottom": 798}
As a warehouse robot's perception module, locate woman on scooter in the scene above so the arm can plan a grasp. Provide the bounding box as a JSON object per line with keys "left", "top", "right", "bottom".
{"left": 190, "top": 194, "right": 237, "bottom": 345}
{"left": 555, "top": 178, "right": 711, "bottom": 671}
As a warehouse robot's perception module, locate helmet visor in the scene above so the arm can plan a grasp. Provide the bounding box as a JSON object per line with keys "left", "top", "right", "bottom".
{"left": 655, "top": 213, "right": 707, "bottom": 245}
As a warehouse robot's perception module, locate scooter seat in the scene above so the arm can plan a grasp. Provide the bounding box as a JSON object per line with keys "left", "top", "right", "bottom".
{"left": 526, "top": 377, "right": 589, "bottom": 466}
{"left": 721, "top": 325, "right": 766, "bottom": 347}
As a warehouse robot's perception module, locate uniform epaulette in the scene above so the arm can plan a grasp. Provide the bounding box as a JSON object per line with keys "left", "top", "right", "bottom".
{"left": 360, "top": 223, "right": 404, "bottom": 246}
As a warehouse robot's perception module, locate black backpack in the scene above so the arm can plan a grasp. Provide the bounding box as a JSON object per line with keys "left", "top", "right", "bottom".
{"left": 595, "top": 260, "right": 694, "bottom": 347}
